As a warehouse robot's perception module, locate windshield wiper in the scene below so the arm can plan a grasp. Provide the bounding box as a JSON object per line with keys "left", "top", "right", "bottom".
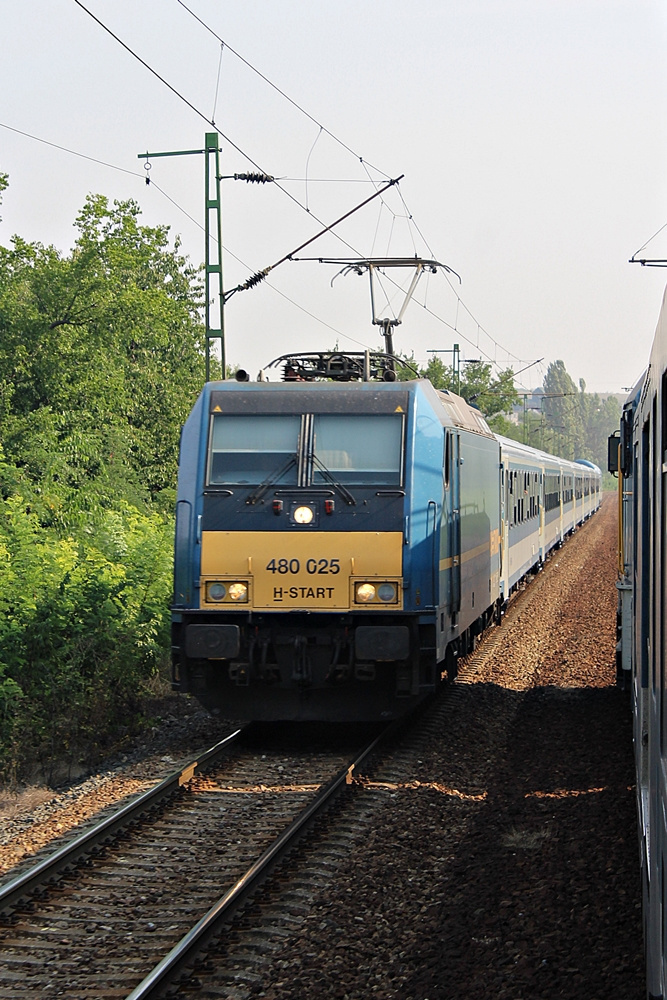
{"left": 312, "top": 455, "right": 356, "bottom": 506}
{"left": 245, "top": 456, "right": 297, "bottom": 505}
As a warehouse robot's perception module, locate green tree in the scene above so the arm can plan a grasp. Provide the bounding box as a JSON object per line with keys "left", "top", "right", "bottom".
{"left": 0, "top": 187, "right": 208, "bottom": 780}
{"left": 540, "top": 361, "right": 620, "bottom": 473}
{"left": 542, "top": 360, "right": 583, "bottom": 459}
{"left": 0, "top": 195, "right": 206, "bottom": 520}
{"left": 399, "top": 353, "right": 519, "bottom": 425}
{"left": 0, "top": 172, "right": 7, "bottom": 221}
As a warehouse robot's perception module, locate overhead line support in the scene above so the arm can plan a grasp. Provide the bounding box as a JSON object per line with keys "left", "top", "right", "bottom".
{"left": 139, "top": 133, "right": 225, "bottom": 380}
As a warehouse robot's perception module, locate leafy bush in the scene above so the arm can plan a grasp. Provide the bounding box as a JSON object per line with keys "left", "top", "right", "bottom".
{"left": 0, "top": 496, "right": 173, "bottom": 781}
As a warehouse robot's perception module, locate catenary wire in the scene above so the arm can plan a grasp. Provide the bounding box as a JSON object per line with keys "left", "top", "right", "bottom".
{"left": 632, "top": 219, "right": 667, "bottom": 258}
{"left": 0, "top": 119, "right": 372, "bottom": 355}
{"left": 394, "top": 183, "right": 524, "bottom": 371}
{"left": 0, "top": 121, "right": 143, "bottom": 178}
{"left": 0, "top": 117, "right": 532, "bottom": 376}
{"left": 32, "top": 5, "right": 529, "bottom": 381}
{"left": 71, "top": 0, "right": 366, "bottom": 260}
{"left": 173, "top": 0, "right": 390, "bottom": 181}
{"left": 136, "top": 184, "right": 376, "bottom": 351}
{"left": 211, "top": 42, "right": 224, "bottom": 125}
{"left": 0, "top": 116, "right": 533, "bottom": 377}
{"left": 171, "top": 0, "right": 534, "bottom": 374}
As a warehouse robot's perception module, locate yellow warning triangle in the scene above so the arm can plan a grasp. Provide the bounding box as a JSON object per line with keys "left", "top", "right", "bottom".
{"left": 213, "top": 405, "right": 222, "bottom": 412}
{"left": 395, "top": 405, "right": 404, "bottom": 412}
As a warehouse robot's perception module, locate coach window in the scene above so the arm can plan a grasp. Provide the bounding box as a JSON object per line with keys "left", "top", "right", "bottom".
{"left": 208, "top": 414, "right": 300, "bottom": 485}
{"left": 312, "top": 413, "right": 403, "bottom": 486}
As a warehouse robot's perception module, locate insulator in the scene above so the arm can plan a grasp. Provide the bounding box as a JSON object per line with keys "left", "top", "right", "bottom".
{"left": 241, "top": 268, "right": 269, "bottom": 291}
{"left": 234, "top": 172, "right": 274, "bottom": 184}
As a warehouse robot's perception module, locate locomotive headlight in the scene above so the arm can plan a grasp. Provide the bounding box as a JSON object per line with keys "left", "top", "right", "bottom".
{"left": 356, "top": 583, "right": 376, "bottom": 603}
{"left": 293, "top": 505, "right": 315, "bottom": 525}
{"left": 206, "top": 582, "right": 226, "bottom": 602}
{"left": 354, "top": 581, "right": 399, "bottom": 604}
{"left": 227, "top": 582, "right": 249, "bottom": 602}
{"left": 377, "top": 583, "right": 397, "bottom": 603}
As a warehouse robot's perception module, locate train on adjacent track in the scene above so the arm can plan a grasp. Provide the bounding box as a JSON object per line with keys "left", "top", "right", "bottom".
{"left": 171, "top": 349, "right": 601, "bottom": 722}
{"left": 609, "top": 285, "right": 667, "bottom": 1000}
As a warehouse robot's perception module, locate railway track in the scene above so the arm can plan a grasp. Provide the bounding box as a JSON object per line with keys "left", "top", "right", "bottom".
{"left": 0, "top": 722, "right": 391, "bottom": 999}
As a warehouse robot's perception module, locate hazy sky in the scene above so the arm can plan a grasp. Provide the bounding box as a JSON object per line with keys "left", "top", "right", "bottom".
{"left": 1, "top": 0, "right": 666, "bottom": 394}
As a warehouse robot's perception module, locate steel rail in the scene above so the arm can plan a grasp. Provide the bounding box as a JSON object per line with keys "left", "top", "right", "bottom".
{"left": 125, "top": 723, "right": 393, "bottom": 999}
{"left": 0, "top": 728, "right": 243, "bottom": 916}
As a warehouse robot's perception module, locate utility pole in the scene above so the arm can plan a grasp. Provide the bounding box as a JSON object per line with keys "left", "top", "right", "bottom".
{"left": 139, "top": 132, "right": 225, "bottom": 381}
{"left": 204, "top": 132, "right": 224, "bottom": 381}
{"left": 428, "top": 344, "right": 460, "bottom": 391}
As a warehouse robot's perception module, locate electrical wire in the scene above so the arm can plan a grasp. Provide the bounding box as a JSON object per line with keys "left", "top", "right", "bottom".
{"left": 72, "top": 0, "right": 213, "bottom": 128}
{"left": 0, "top": 120, "right": 143, "bottom": 178}
{"left": 631, "top": 219, "right": 667, "bottom": 258}
{"left": 0, "top": 118, "right": 372, "bottom": 355}
{"left": 61, "top": 5, "right": 534, "bottom": 382}
{"left": 304, "top": 127, "right": 323, "bottom": 214}
{"left": 145, "top": 182, "right": 376, "bottom": 350}
{"left": 211, "top": 42, "right": 224, "bottom": 125}
{"left": 172, "top": 0, "right": 519, "bottom": 351}
{"left": 71, "top": 0, "right": 364, "bottom": 261}
{"left": 393, "top": 183, "right": 525, "bottom": 373}
{"left": 174, "top": 0, "right": 390, "bottom": 181}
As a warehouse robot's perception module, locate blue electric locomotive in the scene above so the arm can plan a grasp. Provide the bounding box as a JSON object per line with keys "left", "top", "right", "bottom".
{"left": 172, "top": 351, "right": 600, "bottom": 722}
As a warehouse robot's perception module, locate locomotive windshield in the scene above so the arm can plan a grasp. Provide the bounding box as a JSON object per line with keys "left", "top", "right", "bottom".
{"left": 208, "top": 414, "right": 300, "bottom": 485}
{"left": 312, "top": 414, "right": 403, "bottom": 485}
{"left": 207, "top": 411, "right": 403, "bottom": 486}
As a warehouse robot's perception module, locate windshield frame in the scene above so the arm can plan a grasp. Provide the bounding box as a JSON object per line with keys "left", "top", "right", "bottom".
{"left": 205, "top": 408, "right": 405, "bottom": 489}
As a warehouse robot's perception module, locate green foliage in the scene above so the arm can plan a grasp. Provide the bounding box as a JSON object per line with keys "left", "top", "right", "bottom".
{"left": 0, "top": 172, "right": 7, "bottom": 221}
{"left": 539, "top": 361, "right": 620, "bottom": 472}
{"left": 0, "top": 186, "right": 207, "bottom": 781}
{"left": 0, "top": 194, "right": 206, "bottom": 516}
{"left": 396, "top": 352, "right": 519, "bottom": 419}
{"left": 0, "top": 498, "right": 173, "bottom": 782}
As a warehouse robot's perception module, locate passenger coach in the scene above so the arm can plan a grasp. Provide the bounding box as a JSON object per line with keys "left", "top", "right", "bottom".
{"left": 610, "top": 285, "right": 667, "bottom": 999}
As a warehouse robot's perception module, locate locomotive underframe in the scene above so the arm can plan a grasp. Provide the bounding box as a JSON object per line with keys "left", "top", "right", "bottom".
{"left": 172, "top": 611, "right": 442, "bottom": 721}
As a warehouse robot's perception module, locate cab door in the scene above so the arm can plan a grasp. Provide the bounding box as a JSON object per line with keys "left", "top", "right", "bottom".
{"left": 439, "top": 430, "right": 460, "bottom": 620}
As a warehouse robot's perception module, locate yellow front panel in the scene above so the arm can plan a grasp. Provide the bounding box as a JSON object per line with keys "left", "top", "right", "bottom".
{"left": 201, "top": 531, "right": 403, "bottom": 611}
